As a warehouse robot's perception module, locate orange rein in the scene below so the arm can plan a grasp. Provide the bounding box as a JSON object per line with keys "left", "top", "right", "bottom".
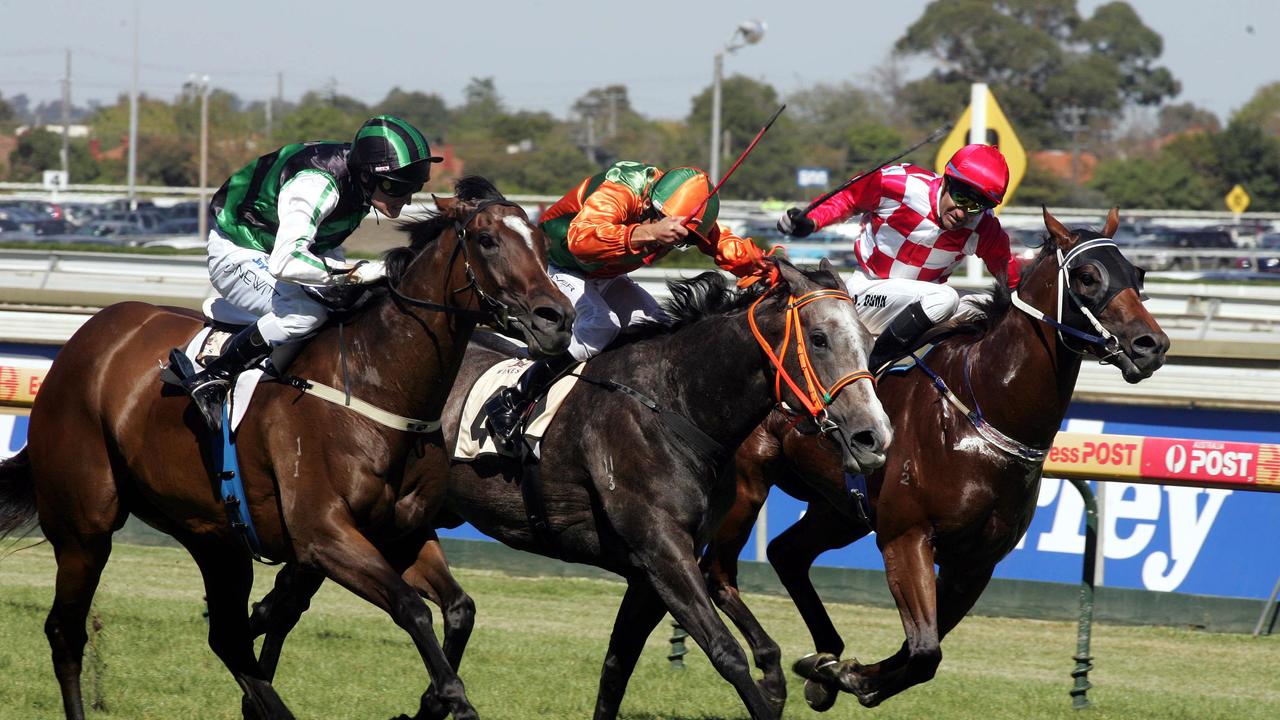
{"left": 747, "top": 287, "right": 876, "bottom": 419}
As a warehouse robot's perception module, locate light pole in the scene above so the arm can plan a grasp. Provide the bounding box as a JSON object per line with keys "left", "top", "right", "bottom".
{"left": 709, "top": 20, "right": 766, "bottom": 182}
{"left": 187, "top": 75, "right": 211, "bottom": 241}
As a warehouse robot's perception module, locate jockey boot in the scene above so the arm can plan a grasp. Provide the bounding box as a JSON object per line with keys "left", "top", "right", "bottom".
{"left": 181, "top": 324, "right": 272, "bottom": 433}
{"left": 483, "top": 352, "right": 576, "bottom": 448}
{"left": 867, "top": 300, "right": 934, "bottom": 374}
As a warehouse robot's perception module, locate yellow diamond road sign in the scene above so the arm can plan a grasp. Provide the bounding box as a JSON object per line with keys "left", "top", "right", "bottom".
{"left": 1225, "top": 184, "right": 1250, "bottom": 214}
{"left": 935, "top": 84, "right": 1026, "bottom": 212}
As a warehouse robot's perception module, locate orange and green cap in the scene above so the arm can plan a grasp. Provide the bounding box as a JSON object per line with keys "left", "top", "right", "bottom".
{"left": 649, "top": 167, "right": 719, "bottom": 237}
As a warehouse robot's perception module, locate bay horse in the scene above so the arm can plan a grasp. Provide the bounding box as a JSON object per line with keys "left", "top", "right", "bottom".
{"left": 245, "top": 260, "right": 894, "bottom": 720}
{"left": 700, "top": 207, "right": 1169, "bottom": 710}
{"left": 0, "top": 176, "right": 573, "bottom": 720}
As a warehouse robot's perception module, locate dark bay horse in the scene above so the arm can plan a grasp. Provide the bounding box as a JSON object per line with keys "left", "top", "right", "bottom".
{"left": 0, "top": 177, "right": 573, "bottom": 720}
{"left": 247, "top": 260, "right": 894, "bottom": 720}
{"left": 700, "top": 208, "right": 1170, "bottom": 710}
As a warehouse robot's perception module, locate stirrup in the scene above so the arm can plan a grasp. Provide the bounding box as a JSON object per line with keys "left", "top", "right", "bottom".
{"left": 188, "top": 376, "right": 230, "bottom": 433}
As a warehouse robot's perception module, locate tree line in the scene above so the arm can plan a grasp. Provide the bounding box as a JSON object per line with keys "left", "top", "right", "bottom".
{"left": 4, "top": 1, "right": 1280, "bottom": 211}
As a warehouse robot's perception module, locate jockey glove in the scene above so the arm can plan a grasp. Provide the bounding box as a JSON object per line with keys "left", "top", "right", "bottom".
{"left": 342, "top": 260, "right": 387, "bottom": 285}
{"left": 778, "top": 207, "right": 816, "bottom": 238}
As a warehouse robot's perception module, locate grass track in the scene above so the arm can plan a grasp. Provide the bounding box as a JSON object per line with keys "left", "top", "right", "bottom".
{"left": 2, "top": 542, "right": 1278, "bottom": 719}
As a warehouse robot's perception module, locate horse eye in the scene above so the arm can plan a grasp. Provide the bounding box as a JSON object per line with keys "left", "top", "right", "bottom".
{"left": 476, "top": 233, "right": 498, "bottom": 250}
{"left": 809, "top": 331, "right": 829, "bottom": 349}
{"left": 1077, "top": 270, "right": 1097, "bottom": 287}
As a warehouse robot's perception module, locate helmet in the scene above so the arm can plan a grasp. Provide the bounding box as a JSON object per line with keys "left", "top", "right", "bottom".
{"left": 944, "top": 144, "right": 1009, "bottom": 206}
{"left": 349, "top": 115, "right": 443, "bottom": 197}
{"left": 648, "top": 167, "right": 719, "bottom": 237}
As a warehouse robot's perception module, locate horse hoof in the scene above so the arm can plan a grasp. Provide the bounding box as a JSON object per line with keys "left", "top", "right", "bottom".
{"left": 793, "top": 652, "right": 840, "bottom": 682}
{"left": 803, "top": 679, "right": 839, "bottom": 712}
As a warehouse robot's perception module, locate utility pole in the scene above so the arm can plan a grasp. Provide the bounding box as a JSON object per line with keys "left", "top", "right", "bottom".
{"left": 126, "top": 0, "right": 139, "bottom": 210}
{"left": 196, "top": 76, "right": 210, "bottom": 242}
{"left": 60, "top": 49, "right": 70, "bottom": 179}
{"left": 607, "top": 89, "right": 618, "bottom": 138}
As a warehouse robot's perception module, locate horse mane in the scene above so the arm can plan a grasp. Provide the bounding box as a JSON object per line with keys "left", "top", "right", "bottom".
{"left": 617, "top": 264, "right": 843, "bottom": 345}
{"left": 383, "top": 175, "right": 507, "bottom": 284}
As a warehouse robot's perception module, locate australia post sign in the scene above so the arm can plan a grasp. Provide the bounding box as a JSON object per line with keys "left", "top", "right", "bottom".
{"left": 750, "top": 409, "right": 1280, "bottom": 600}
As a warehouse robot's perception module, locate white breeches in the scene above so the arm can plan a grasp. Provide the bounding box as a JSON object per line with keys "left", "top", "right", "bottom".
{"left": 845, "top": 269, "right": 960, "bottom": 336}
{"left": 207, "top": 230, "right": 328, "bottom": 344}
{"left": 549, "top": 266, "right": 667, "bottom": 361}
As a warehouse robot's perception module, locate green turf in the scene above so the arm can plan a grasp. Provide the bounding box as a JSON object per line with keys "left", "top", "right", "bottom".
{"left": 2, "top": 541, "right": 1278, "bottom": 719}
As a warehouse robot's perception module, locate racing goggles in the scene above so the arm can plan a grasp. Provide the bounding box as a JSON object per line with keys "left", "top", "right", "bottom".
{"left": 377, "top": 177, "right": 423, "bottom": 199}
{"left": 948, "top": 181, "right": 994, "bottom": 215}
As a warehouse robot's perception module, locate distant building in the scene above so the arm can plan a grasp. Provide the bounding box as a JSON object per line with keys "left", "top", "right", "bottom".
{"left": 14, "top": 123, "right": 91, "bottom": 139}
{"left": 1032, "top": 149, "right": 1098, "bottom": 183}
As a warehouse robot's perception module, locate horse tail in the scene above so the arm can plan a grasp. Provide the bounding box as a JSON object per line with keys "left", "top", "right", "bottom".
{"left": 0, "top": 448, "right": 37, "bottom": 539}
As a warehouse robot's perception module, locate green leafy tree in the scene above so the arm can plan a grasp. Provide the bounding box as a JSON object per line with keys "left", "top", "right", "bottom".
{"left": 7, "top": 130, "right": 101, "bottom": 183}
{"left": 685, "top": 75, "right": 799, "bottom": 199}
{"left": 1232, "top": 82, "right": 1280, "bottom": 136}
{"left": 375, "top": 87, "right": 451, "bottom": 140}
{"left": 1158, "top": 102, "right": 1221, "bottom": 136}
{"left": 273, "top": 91, "right": 369, "bottom": 145}
{"left": 894, "top": 0, "right": 1178, "bottom": 147}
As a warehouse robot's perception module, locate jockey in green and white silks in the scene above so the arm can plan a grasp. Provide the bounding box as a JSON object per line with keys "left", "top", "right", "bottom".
{"left": 181, "top": 115, "right": 443, "bottom": 432}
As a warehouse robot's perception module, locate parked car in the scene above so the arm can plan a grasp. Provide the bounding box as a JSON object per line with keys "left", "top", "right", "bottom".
{"left": 155, "top": 218, "right": 200, "bottom": 235}
{"left": 97, "top": 210, "right": 167, "bottom": 233}
{"left": 1237, "top": 233, "right": 1280, "bottom": 275}
{"left": 0, "top": 204, "right": 70, "bottom": 236}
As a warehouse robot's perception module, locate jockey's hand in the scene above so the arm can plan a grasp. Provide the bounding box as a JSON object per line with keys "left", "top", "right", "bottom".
{"left": 778, "top": 207, "right": 816, "bottom": 238}
{"left": 737, "top": 258, "right": 782, "bottom": 288}
{"left": 342, "top": 260, "right": 386, "bottom": 285}
{"left": 633, "top": 215, "right": 689, "bottom": 248}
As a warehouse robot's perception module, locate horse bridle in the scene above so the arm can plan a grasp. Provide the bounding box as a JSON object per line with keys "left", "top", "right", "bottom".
{"left": 386, "top": 199, "right": 522, "bottom": 329}
{"left": 747, "top": 286, "right": 875, "bottom": 436}
{"left": 1009, "top": 237, "right": 1146, "bottom": 366}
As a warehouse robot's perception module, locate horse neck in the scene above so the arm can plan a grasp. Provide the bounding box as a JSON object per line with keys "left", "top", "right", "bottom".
{"left": 965, "top": 265, "right": 1083, "bottom": 446}
{"left": 613, "top": 310, "right": 776, "bottom": 449}
{"left": 313, "top": 230, "right": 478, "bottom": 419}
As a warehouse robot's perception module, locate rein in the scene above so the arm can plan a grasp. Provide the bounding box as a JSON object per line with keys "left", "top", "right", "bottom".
{"left": 386, "top": 199, "right": 521, "bottom": 328}
{"left": 747, "top": 286, "right": 875, "bottom": 433}
{"left": 913, "top": 236, "right": 1142, "bottom": 462}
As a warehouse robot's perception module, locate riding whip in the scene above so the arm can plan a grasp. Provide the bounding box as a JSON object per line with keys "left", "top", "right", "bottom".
{"left": 802, "top": 121, "right": 953, "bottom": 214}
{"left": 684, "top": 103, "right": 787, "bottom": 228}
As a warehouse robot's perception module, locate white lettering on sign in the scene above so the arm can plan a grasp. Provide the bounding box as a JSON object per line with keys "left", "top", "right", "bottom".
{"left": 1166, "top": 444, "right": 1187, "bottom": 473}
{"left": 1027, "top": 480, "right": 1233, "bottom": 592}
{"left": 1141, "top": 487, "right": 1232, "bottom": 592}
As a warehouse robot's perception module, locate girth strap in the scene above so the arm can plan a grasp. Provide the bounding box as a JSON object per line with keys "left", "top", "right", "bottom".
{"left": 278, "top": 374, "right": 441, "bottom": 433}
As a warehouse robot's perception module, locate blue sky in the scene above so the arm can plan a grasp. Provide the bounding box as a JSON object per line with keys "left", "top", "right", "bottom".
{"left": 1, "top": 0, "right": 1276, "bottom": 123}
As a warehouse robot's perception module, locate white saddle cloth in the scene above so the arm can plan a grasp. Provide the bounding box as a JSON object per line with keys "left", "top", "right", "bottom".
{"left": 454, "top": 357, "right": 582, "bottom": 461}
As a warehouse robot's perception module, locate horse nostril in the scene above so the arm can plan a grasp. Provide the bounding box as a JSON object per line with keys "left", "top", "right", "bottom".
{"left": 1131, "top": 333, "right": 1168, "bottom": 357}
{"left": 851, "top": 430, "right": 880, "bottom": 452}
{"left": 532, "top": 305, "right": 564, "bottom": 329}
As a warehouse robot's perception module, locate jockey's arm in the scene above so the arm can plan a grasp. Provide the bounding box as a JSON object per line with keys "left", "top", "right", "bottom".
{"left": 565, "top": 181, "right": 649, "bottom": 263}
{"left": 976, "top": 216, "right": 1021, "bottom": 288}
{"left": 267, "top": 170, "right": 349, "bottom": 286}
{"left": 805, "top": 171, "right": 883, "bottom": 231}
{"left": 696, "top": 223, "right": 770, "bottom": 279}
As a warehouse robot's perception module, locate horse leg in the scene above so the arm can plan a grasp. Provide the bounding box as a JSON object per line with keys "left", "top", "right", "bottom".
{"left": 768, "top": 502, "right": 869, "bottom": 656}
{"left": 834, "top": 528, "right": 939, "bottom": 708}
{"left": 248, "top": 563, "right": 327, "bottom": 682}
{"left": 402, "top": 538, "right": 477, "bottom": 720}
{"left": 43, "top": 530, "right": 113, "bottom": 720}
{"left": 305, "top": 525, "right": 476, "bottom": 720}
{"left": 700, "top": 469, "right": 785, "bottom": 702}
{"left": 187, "top": 543, "right": 295, "bottom": 720}
{"left": 591, "top": 578, "right": 668, "bottom": 720}
{"left": 767, "top": 502, "right": 870, "bottom": 711}
{"left": 640, "top": 528, "right": 783, "bottom": 720}
{"left": 934, "top": 562, "right": 996, "bottom": 640}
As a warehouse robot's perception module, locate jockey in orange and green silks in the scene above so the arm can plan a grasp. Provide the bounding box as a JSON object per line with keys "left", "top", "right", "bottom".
{"left": 541, "top": 160, "right": 770, "bottom": 280}
{"left": 482, "top": 160, "right": 774, "bottom": 446}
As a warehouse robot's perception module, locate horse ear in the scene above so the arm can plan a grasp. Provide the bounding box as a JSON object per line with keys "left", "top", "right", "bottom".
{"left": 1042, "top": 206, "right": 1075, "bottom": 248}
{"left": 774, "top": 258, "right": 808, "bottom": 293}
{"left": 1102, "top": 207, "right": 1120, "bottom": 238}
{"left": 818, "top": 257, "right": 851, "bottom": 293}
{"left": 434, "top": 194, "right": 458, "bottom": 217}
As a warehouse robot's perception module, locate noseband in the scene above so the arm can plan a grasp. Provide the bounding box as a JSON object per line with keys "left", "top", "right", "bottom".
{"left": 747, "top": 287, "right": 875, "bottom": 434}
{"left": 387, "top": 199, "right": 522, "bottom": 328}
